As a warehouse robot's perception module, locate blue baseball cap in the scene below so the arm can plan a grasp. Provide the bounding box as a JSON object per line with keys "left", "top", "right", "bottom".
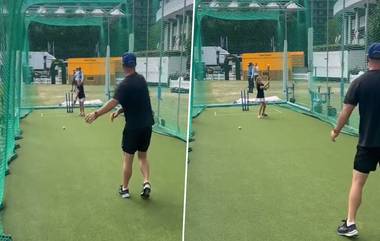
{"left": 368, "top": 43, "right": 380, "bottom": 60}
{"left": 122, "top": 52, "right": 137, "bottom": 67}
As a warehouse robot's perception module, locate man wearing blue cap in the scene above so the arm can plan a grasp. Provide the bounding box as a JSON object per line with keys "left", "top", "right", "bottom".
{"left": 331, "top": 43, "right": 380, "bottom": 237}
{"left": 85, "top": 53, "right": 154, "bottom": 199}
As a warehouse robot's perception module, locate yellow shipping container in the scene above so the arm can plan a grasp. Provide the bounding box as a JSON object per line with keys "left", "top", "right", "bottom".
{"left": 67, "top": 57, "right": 122, "bottom": 85}
{"left": 241, "top": 52, "right": 304, "bottom": 72}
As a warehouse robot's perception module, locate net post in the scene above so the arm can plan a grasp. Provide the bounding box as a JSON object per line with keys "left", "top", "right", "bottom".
{"left": 283, "top": 39, "right": 289, "bottom": 101}
{"left": 241, "top": 90, "right": 244, "bottom": 111}
{"left": 105, "top": 44, "right": 111, "bottom": 101}
{"left": 65, "top": 93, "right": 68, "bottom": 113}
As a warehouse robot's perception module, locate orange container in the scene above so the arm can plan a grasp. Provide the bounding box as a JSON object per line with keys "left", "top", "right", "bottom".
{"left": 241, "top": 52, "right": 304, "bottom": 72}
{"left": 67, "top": 57, "right": 121, "bottom": 85}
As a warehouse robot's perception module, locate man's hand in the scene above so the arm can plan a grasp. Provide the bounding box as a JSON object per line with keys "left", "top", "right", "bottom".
{"left": 85, "top": 112, "right": 97, "bottom": 124}
{"left": 111, "top": 108, "right": 123, "bottom": 122}
{"left": 110, "top": 111, "right": 120, "bottom": 122}
{"left": 331, "top": 129, "right": 340, "bottom": 142}
{"left": 331, "top": 104, "right": 355, "bottom": 142}
{"left": 84, "top": 99, "right": 119, "bottom": 124}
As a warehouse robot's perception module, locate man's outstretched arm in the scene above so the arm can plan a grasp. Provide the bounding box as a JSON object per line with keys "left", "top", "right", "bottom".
{"left": 85, "top": 98, "right": 119, "bottom": 124}
{"left": 331, "top": 104, "right": 355, "bottom": 141}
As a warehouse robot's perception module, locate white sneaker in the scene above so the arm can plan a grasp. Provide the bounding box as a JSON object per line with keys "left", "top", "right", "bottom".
{"left": 140, "top": 182, "right": 151, "bottom": 199}
{"left": 119, "top": 185, "right": 130, "bottom": 198}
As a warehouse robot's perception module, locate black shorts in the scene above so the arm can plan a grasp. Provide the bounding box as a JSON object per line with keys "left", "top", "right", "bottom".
{"left": 77, "top": 85, "right": 85, "bottom": 99}
{"left": 78, "top": 91, "right": 85, "bottom": 99}
{"left": 122, "top": 126, "right": 152, "bottom": 154}
{"left": 257, "top": 91, "right": 265, "bottom": 99}
{"left": 354, "top": 146, "right": 380, "bottom": 174}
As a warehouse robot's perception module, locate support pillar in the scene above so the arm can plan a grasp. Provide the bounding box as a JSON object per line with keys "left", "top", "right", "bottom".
{"left": 164, "top": 22, "right": 169, "bottom": 51}
{"left": 169, "top": 19, "right": 174, "bottom": 50}
{"left": 348, "top": 15, "right": 352, "bottom": 44}
{"left": 343, "top": 15, "right": 347, "bottom": 45}
{"left": 185, "top": 13, "right": 190, "bottom": 41}
{"left": 354, "top": 9, "right": 359, "bottom": 44}
{"left": 175, "top": 15, "right": 181, "bottom": 50}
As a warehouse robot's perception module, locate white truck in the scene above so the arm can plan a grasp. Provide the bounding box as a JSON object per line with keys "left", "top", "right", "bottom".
{"left": 202, "top": 46, "right": 229, "bottom": 66}
{"left": 28, "top": 51, "right": 56, "bottom": 71}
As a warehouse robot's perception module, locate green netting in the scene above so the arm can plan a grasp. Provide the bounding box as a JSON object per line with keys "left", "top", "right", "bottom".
{"left": 21, "top": 0, "right": 125, "bottom": 11}
{"left": 191, "top": 0, "right": 307, "bottom": 134}
{"left": 0, "top": 0, "right": 23, "bottom": 239}
{"left": 26, "top": 16, "right": 104, "bottom": 26}
{"left": 0, "top": 0, "right": 190, "bottom": 238}
{"left": 306, "top": 0, "right": 379, "bottom": 133}
{"left": 191, "top": 0, "right": 378, "bottom": 138}
{"left": 198, "top": 7, "right": 280, "bottom": 20}
{"left": 20, "top": 1, "right": 189, "bottom": 141}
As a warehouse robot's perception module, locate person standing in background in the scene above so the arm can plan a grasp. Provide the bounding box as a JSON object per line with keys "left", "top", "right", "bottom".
{"left": 254, "top": 63, "right": 260, "bottom": 82}
{"left": 247, "top": 62, "right": 255, "bottom": 93}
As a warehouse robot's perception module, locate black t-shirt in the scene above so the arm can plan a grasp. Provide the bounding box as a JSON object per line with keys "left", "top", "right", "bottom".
{"left": 344, "top": 70, "right": 380, "bottom": 147}
{"left": 113, "top": 72, "right": 154, "bottom": 130}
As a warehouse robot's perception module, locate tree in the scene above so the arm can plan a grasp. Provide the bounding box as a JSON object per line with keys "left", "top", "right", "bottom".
{"left": 201, "top": 17, "right": 284, "bottom": 53}
{"left": 368, "top": 3, "right": 380, "bottom": 44}
{"left": 28, "top": 22, "right": 100, "bottom": 59}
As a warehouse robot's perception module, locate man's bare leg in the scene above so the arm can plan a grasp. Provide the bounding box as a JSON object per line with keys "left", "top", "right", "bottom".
{"left": 347, "top": 170, "right": 369, "bottom": 224}
{"left": 138, "top": 151, "right": 150, "bottom": 183}
{"left": 122, "top": 152, "right": 134, "bottom": 189}
{"left": 138, "top": 151, "right": 151, "bottom": 199}
{"left": 338, "top": 170, "right": 368, "bottom": 236}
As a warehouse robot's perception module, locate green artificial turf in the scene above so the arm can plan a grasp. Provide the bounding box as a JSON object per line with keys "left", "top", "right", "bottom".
{"left": 23, "top": 84, "right": 189, "bottom": 138}
{"left": 185, "top": 106, "right": 380, "bottom": 241}
{"left": 2, "top": 110, "right": 186, "bottom": 241}
{"left": 193, "top": 80, "right": 360, "bottom": 130}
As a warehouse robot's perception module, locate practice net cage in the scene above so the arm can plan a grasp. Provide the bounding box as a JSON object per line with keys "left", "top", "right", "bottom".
{"left": 0, "top": 0, "right": 191, "bottom": 239}
{"left": 190, "top": 0, "right": 380, "bottom": 137}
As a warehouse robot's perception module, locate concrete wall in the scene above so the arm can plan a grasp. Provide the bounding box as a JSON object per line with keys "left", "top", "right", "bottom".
{"left": 136, "top": 56, "right": 187, "bottom": 84}
{"left": 313, "top": 50, "right": 366, "bottom": 78}
{"left": 156, "top": 0, "right": 193, "bottom": 21}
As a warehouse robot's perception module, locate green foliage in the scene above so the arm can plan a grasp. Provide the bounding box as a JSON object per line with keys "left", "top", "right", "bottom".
{"left": 28, "top": 22, "right": 101, "bottom": 59}
{"left": 327, "top": 18, "right": 340, "bottom": 45}
{"left": 368, "top": 3, "right": 380, "bottom": 44}
{"left": 147, "top": 20, "right": 162, "bottom": 50}
{"left": 185, "top": 36, "right": 192, "bottom": 70}
{"left": 201, "top": 17, "right": 278, "bottom": 53}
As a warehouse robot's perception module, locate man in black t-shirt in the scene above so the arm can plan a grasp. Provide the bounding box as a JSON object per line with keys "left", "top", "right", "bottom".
{"left": 331, "top": 43, "right": 380, "bottom": 237}
{"left": 85, "top": 52, "right": 154, "bottom": 199}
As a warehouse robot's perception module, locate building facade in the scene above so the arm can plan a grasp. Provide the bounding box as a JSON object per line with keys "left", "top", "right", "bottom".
{"left": 333, "top": 0, "right": 377, "bottom": 46}
{"left": 156, "top": 0, "right": 193, "bottom": 51}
